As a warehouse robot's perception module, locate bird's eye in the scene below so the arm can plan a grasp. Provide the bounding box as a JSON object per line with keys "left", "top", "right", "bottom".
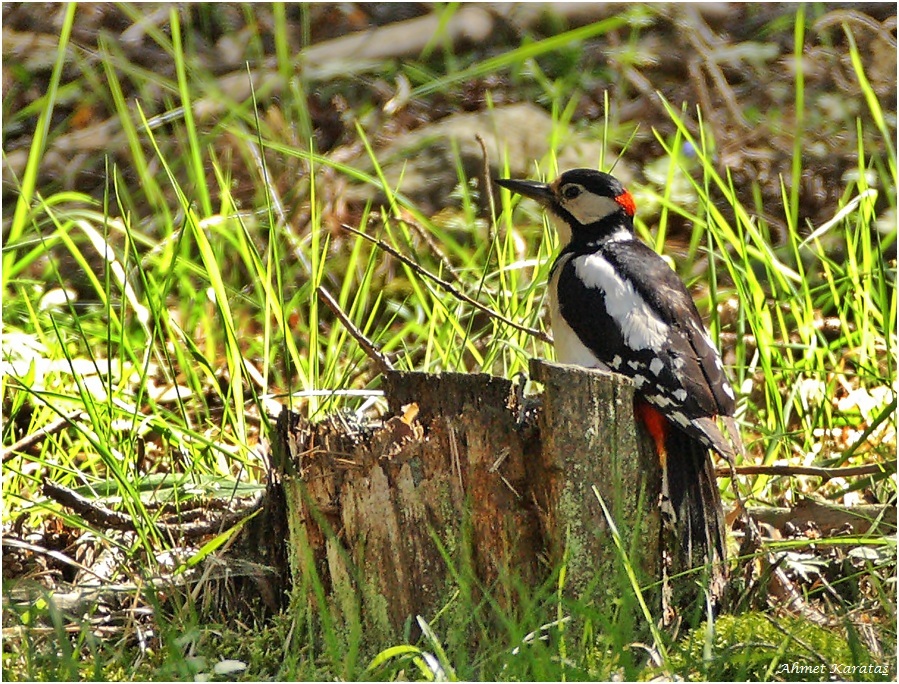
{"left": 562, "top": 185, "right": 582, "bottom": 200}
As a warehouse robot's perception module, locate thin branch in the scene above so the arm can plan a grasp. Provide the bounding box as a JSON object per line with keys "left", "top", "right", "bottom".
{"left": 813, "top": 9, "right": 897, "bottom": 48}
{"left": 716, "top": 460, "right": 895, "bottom": 480}
{"left": 340, "top": 223, "right": 553, "bottom": 344}
{"left": 2, "top": 410, "right": 84, "bottom": 463}
{"left": 680, "top": 6, "right": 749, "bottom": 129}
{"left": 317, "top": 285, "right": 394, "bottom": 373}
{"left": 42, "top": 480, "right": 263, "bottom": 540}
{"left": 397, "top": 213, "right": 463, "bottom": 284}
{"left": 43, "top": 479, "right": 148, "bottom": 530}
{"left": 2, "top": 536, "right": 109, "bottom": 584}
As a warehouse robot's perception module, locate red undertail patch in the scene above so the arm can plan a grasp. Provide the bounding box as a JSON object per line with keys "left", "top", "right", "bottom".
{"left": 635, "top": 401, "right": 669, "bottom": 467}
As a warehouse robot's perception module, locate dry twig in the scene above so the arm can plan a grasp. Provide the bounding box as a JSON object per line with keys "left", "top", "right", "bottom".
{"left": 476, "top": 133, "right": 498, "bottom": 242}
{"left": 42, "top": 480, "right": 264, "bottom": 540}
{"left": 317, "top": 285, "right": 394, "bottom": 373}
{"left": 2, "top": 410, "right": 84, "bottom": 463}
{"left": 716, "top": 460, "right": 895, "bottom": 480}
{"left": 340, "top": 223, "right": 552, "bottom": 344}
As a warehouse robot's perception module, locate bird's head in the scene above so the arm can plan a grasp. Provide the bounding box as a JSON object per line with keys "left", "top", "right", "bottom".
{"left": 495, "top": 169, "right": 636, "bottom": 247}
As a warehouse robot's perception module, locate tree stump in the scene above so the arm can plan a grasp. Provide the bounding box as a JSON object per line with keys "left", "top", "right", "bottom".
{"left": 266, "top": 361, "right": 669, "bottom": 637}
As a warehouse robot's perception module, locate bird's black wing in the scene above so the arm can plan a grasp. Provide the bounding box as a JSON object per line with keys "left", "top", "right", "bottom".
{"left": 605, "top": 240, "right": 736, "bottom": 416}
{"left": 555, "top": 239, "right": 735, "bottom": 419}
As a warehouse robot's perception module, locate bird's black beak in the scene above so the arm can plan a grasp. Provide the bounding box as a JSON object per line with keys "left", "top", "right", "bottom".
{"left": 494, "top": 178, "right": 554, "bottom": 206}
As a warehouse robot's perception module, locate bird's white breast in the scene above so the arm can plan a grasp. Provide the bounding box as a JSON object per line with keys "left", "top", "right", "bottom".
{"left": 548, "top": 255, "right": 609, "bottom": 369}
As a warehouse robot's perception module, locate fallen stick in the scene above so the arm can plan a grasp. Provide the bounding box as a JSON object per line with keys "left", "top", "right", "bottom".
{"left": 717, "top": 460, "right": 895, "bottom": 480}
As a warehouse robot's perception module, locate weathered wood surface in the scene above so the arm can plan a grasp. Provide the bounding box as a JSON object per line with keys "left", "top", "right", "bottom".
{"left": 269, "top": 362, "right": 663, "bottom": 636}
{"left": 528, "top": 359, "right": 662, "bottom": 599}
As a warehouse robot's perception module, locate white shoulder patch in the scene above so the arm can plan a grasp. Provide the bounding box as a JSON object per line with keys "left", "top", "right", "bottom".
{"left": 573, "top": 253, "right": 670, "bottom": 351}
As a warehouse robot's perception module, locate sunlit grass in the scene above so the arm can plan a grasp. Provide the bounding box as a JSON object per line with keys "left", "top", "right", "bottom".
{"left": 2, "top": 4, "right": 895, "bottom": 681}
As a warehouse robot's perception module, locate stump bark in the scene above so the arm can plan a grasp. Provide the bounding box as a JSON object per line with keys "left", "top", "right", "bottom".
{"left": 268, "top": 362, "right": 667, "bottom": 636}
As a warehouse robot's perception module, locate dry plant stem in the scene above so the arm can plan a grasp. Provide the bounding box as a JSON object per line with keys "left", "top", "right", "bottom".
{"left": 316, "top": 285, "right": 394, "bottom": 373}
{"left": 398, "top": 214, "right": 463, "bottom": 284}
{"left": 2, "top": 536, "right": 109, "bottom": 584}
{"left": 4, "top": 555, "right": 277, "bottom": 619}
{"left": 2, "top": 410, "right": 84, "bottom": 463}
{"left": 717, "top": 460, "right": 896, "bottom": 480}
{"left": 688, "top": 58, "right": 717, "bottom": 128}
{"left": 476, "top": 133, "right": 498, "bottom": 242}
{"left": 813, "top": 9, "right": 897, "bottom": 46}
{"left": 623, "top": 66, "right": 667, "bottom": 119}
{"left": 340, "top": 223, "right": 553, "bottom": 344}
{"left": 680, "top": 6, "right": 750, "bottom": 130}
{"left": 42, "top": 480, "right": 264, "bottom": 540}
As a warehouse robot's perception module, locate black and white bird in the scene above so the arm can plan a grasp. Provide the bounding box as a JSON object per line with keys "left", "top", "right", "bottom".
{"left": 496, "top": 168, "right": 740, "bottom": 595}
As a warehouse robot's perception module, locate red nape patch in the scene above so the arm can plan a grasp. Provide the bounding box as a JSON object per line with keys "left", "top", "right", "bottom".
{"left": 615, "top": 191, "right": 636, "bottom": 217}
{"left": 635, "top": 401, "right": 669, "bottom": 465}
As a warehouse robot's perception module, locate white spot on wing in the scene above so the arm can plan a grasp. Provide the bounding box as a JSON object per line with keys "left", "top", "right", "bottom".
{"left": 673, "top": 389, "right": 688, "bottom": 402}
{"left": 649, "top": 358, "right": 664, "bottom": 375}
{"left": 649, "top": 393, "right": 672, "bottom": 407}
{"left": 610, "top": 355, "right": 623, "bottom": 369}
{"left": 723, "top": 383, "right": 735, "bottom": 400}
{"left": 573, "top": 254, "right": 669, "bottom": 351}
{"left": 627, "top": 359, "right": 641, "bottom": 370}
{"left": 670, "top": 411, "right": 690, "bottom": 428}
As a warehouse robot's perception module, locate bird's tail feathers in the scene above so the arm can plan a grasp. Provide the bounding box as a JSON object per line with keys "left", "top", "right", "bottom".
{"left": 688, "top": 416, "right": 737, "bottom": 464}
{"left": 662, "top": 425, "right": 728, "bottom": 605}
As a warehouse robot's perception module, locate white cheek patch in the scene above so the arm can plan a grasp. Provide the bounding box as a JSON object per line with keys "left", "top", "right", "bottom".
{"left": 564, "top": 193, "right": 621, "bottom": 225}
{"left": 573, "top": 253, "right": 670, "bottom": 351}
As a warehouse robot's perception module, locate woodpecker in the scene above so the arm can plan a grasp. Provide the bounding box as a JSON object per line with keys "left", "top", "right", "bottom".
{"left": 496, "top": 169, "right": 738, "bottom": 595}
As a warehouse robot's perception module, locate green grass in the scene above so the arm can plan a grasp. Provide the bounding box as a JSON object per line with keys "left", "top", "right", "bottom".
{"left": 3, "top": 4, "right": 896, "bottom": 681}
